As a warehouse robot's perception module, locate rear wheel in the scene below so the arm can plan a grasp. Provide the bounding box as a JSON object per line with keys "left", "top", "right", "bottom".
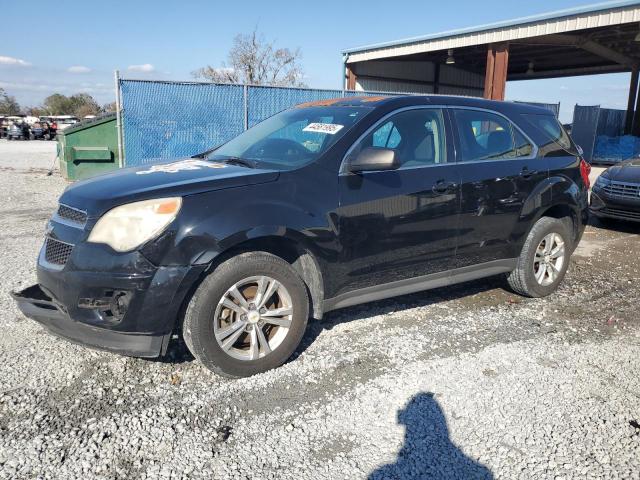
{"left": 507, "top": 217, "right": 572, "bottom": 297}
{"left": 183, "top": 252, "right": 309, "bottom": 378}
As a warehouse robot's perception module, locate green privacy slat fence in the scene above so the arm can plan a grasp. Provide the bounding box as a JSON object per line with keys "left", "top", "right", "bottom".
{"left": 119, "top": 79, "right": 559, "bottom": 167}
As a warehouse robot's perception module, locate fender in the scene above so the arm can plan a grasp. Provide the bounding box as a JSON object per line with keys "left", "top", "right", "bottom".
{"left": 513, "top": 174, "right": 587, "bottom": 253}
{"left": 140, "top": 177, "right": 334, "bottom": 282}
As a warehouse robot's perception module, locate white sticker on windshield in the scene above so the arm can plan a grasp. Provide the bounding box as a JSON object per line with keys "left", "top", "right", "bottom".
{"left": 303, "top": 123, "right": 344, "bottom": 135}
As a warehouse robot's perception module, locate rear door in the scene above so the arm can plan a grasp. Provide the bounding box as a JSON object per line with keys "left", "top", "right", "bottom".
{"left": 334, "top": 107, "right": 460, "bottom": 295}
{"left": 450, "top": 108, "right": 547, "bottom": 268}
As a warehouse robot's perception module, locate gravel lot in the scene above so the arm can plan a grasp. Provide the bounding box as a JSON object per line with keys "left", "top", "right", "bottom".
{"left": 1, "top": 140, "right": 639, "bottom": 479}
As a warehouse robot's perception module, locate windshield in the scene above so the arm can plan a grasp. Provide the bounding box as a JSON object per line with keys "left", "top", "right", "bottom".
{"left": 208, "top": 105, "right": 372, "bottom": 168}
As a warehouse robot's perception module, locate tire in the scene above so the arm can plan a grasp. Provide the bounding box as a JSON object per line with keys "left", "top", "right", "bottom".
{"left": 183, "top": 252, "right": 309, "bottom": 378}
{"left": 507, "top": 217, "right": 572, "bottom": 298}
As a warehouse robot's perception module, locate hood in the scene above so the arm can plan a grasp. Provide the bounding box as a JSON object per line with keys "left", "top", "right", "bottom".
{"left": 605, "top": 157, "right": 640, "bottom": 183}
{"left": 61, "top": 158, "right": 280, "bottom": 216}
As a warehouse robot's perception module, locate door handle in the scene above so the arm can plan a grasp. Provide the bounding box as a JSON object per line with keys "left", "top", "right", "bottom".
{"left": 432, "top": 180, "right": 457, "bottom": 195}
{"left": 520, "top": 167, "right": 538, "bottom": 179}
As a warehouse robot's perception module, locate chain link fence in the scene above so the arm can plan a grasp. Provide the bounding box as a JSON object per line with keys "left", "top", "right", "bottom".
{"left": 118, "top": 79, "right": 560, "bottom": 167}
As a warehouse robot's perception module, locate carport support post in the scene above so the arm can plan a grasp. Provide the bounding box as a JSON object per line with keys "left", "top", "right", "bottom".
{"left": 346, "top": 64, "right": 357, "bottom": 91}
{"left": 625, "top": 65, "right": 638, "bottom": 135}
{"left": 483, "top": 43, "right": 509, "bottom": 101}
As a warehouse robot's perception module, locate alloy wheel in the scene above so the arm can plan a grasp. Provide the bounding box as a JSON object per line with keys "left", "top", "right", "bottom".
{"left": 533, "top": 232, "right": 565, "bottom": 286}
{"left": 213, "top": 276, "right": 293, "bottom": 361}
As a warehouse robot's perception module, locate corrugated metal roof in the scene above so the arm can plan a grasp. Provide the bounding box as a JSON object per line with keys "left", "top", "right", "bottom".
{"left": 343, "top": 0, "right": 640, "bottom": 62}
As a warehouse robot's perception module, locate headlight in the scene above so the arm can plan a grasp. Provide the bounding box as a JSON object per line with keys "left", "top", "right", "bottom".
{"left": 88, "top": 197, "right": 182, "bottom": 252}
{"left": 594, "top": 175, "right": 611, "bottom": 188}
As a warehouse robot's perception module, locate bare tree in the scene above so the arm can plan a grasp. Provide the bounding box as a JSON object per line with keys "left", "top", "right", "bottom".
{"left": 102, "top": 101, "right": 117, "bottom": 113}
{"left": 193, "top": 29, "right": 306, "bottom": 87}
{"left": 0, "top": 88, "right": 20, "bottom": 115}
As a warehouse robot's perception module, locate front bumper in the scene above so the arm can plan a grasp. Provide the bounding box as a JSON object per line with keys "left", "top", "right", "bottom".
{"left": 11, "top": 285, "right": 170, "bottom": 357}
{"left": 12, "top": 240, "right": 206, "bottom": 358}
{"left": 590, "top": 187, "right": 640, "bottom": 223}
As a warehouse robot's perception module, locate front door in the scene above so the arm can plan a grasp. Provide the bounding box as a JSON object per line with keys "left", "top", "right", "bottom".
{"left": 333, "top": 107, "right": 460, "bottom": 296}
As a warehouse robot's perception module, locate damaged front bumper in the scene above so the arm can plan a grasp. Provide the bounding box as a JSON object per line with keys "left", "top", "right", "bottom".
{"left": 11, "top": 284, "right": 171, "bottom": 357}
{"left": 11, "top": 241, "right": 206, "bottom": 358}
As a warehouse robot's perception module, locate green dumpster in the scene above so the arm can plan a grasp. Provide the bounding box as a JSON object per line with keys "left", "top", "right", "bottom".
{"left": 57, "top": 113, "right": 121, "bottom": 181}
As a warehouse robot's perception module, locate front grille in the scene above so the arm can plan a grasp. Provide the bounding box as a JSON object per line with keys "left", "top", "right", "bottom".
{"left": 44, "top": 237, "right": 74, "bottom": 266}
{"left": 602, "top": 207, "right": 640, "bottom": 220}
{"left": 56, "top": 204, "right": 87, "bottom": 225}
{"left": 602, "top": 181, "right": 640, "bottom": 199}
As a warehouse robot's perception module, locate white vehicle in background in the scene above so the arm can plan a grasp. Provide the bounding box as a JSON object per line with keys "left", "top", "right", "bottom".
{"left": 40, "top": 115, "right": 79, "bottom": 131}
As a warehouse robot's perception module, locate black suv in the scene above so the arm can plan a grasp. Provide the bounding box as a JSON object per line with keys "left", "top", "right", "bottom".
{"left": 12, "top": 96, "right": 590, "bottom": 377}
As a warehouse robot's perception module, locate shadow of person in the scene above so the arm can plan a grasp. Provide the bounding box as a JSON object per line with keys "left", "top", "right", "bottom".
{"left": 368, "top": 392, "right": 493, "bottom": 480}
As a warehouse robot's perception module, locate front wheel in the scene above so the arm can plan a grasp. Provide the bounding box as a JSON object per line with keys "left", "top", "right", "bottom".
{"left": 507, "top": 217, "right": 572, "bottom": 297}
{"left": 183, "top": 252, "right": 309, "bottom": 378}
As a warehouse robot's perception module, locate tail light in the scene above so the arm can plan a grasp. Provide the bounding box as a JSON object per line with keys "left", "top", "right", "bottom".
{"left": 579, "top": 157, "right": 591, "bottom": 188}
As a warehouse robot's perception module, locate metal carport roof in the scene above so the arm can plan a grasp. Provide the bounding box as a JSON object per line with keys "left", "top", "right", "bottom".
{"left": 343, "top": 0, "right": 640, "bottom": 75}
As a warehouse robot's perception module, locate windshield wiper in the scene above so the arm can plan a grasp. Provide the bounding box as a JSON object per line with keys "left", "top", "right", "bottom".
{"left": 217, "top": 157, "right": 258, "bottom": 169}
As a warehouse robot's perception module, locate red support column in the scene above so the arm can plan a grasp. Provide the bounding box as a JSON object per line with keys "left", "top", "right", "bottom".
{"left": 484, "top": 43, "right": 509, "bottom": 101}
{"left": 346, "top": 65, "right": 357, "bottom": 91}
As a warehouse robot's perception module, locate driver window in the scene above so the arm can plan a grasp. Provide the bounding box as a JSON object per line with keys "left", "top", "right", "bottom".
{"left": 349, "top": 108, "right": 447, "bottom": 169}
{"left": 372, "top": 121, "right": 402, "bottom": 148}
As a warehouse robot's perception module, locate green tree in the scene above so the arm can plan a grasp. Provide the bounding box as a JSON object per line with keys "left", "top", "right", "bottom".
{"left": 70, "top": 93, "right": 101, "bottom": 117}
{"left": 42, "top": 93, "right": 101, "bottom": 117}
{"left": 42, "top": 93, "right": 73, "bottom": 115}
{"left": 0, "top": 88, "right": 21, "bottom": 115}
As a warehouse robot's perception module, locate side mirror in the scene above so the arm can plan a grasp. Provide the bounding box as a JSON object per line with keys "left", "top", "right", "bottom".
{"left": 348, "top": 147, "right": 399, "bottom": 173}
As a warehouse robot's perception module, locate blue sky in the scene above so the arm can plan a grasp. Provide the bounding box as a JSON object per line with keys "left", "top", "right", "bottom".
{"left": 0, "top": 0, "right": 632, "bottom": 122}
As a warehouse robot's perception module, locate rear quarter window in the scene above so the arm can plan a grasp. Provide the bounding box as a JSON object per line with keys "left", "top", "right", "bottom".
{"left": 520, "top": 114, "right": 577, "bottom": 157}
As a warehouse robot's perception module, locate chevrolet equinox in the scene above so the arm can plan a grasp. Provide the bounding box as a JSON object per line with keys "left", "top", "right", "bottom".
{"left": 12, "top": 96, "right": 590, "bottom": 377}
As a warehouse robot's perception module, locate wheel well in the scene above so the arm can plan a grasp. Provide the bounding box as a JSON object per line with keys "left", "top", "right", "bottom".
{"left": 204, "top": 236, "right": 325, "bottom": 320}
{"left": 540, "top": 204, "right": 578, "bottom": 243}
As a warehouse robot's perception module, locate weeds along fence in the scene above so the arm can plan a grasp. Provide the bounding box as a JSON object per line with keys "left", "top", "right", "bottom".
{"left": 117, "top": 78, "right": 560, "bottom": 167}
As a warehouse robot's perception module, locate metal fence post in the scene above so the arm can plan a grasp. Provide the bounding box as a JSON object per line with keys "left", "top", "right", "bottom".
{"left": 114, "top": 70, "right": 125, "bottom": 167}
{"left": 243, "top": 84, "right": 249, "bottom": 130}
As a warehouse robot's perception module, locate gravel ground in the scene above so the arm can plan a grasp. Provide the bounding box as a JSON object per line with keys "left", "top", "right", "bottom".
{"left": 1, "top": 140, "right": 640, "bottom": 479}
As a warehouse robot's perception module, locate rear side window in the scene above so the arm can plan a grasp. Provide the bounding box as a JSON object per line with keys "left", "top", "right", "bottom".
{"left": 451, "top": 109, "right": 533, "bottom": 162}
{"left": 521, "top": 114, "right": 576, "bottom": 156}
{"left": 513, "top": 128, "right": 534, "bottom": 157}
